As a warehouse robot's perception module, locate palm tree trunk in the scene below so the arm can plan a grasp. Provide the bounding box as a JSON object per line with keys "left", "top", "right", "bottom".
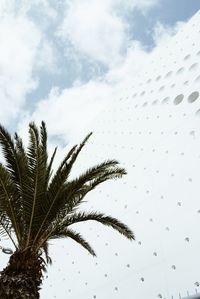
{"left": 0, "top": 249, "right": 45, "bottom": 299}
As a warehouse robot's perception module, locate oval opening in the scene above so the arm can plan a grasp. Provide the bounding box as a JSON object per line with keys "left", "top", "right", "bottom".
{"left": 162, "top": 97, "right": 170, "bottom": 104}
{"left": 188, "top": 91, "right": 199, "bottom": 103}
{"left": 165, "top": 71, "right": 173, "bottom": 78}
{"left": 152, "top": 100, "right": 158, "bottom": 105}
{"left": 176, "top": 67, "right": 184, "bottom": 74}
{"left": 189, "top": 63, "right": 198, "bottom": 71}
{"left": 156, "top": 75, "right": 161, "bottom": 81}
{"left": 184, "top": 54, "right": 191, "bottom": 60}
{"left": 174, "top": 94, "right": 184, "bottom": 105}
{"left": 195, "top": 109, "right": 200, "bottom": 117}
{"left": 195, "top": 75, "right": 200, "bottom": 82}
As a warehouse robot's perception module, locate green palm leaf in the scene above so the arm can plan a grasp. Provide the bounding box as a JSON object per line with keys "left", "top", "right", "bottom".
{"left": 25, "top": 123, "right": 48, "bottom": 246}
{"left": 32, "top": 133, "right": 93, "bottom": 243}
{"left": 63, "top": 164, "right": 127, "bottom": 214}
{"left": 0, "top": 163, "right": 21, "bottom": 243}
{"left": 36, "top": 160, "right": 126, "bottom": 242}
{"left": 41, "top": 241, "right": 52, "bottom": 266}
{"left": 49, "top": 228, "right": 96, "bottom": 256}
{"left": 63, "top": 212, "right": 135, "bottom": 240}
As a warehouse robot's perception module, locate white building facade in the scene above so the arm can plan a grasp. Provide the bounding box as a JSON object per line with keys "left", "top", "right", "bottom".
{"left": 40, "top": 9, "right": 200, "bottom": 299}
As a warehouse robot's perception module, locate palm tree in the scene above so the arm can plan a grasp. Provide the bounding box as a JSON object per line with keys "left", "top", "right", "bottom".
{"left": 0, "top": 121, "right": 134, "bottom": 298}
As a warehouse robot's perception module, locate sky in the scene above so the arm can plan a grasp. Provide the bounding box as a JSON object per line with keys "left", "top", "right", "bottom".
{"left": 0, "top": 0, "right": 199, "bottom": 148}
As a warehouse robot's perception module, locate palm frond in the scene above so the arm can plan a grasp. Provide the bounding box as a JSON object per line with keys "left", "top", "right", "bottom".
{"left": 47, "top": 132, "right": 93, "bottom": 202}
{"left": 0, "top": 163, "right": 21, "bottom": 242}
{"left": 0, "top": 216, "right": 9, "bottom": 239}
{"left": 32, "top": 133, "right": 93, "bottom": 244}
{"left": 41, "top": 241, "right": 52, "bottom": 266}
{"left": 40, "top": 121, "right": 48, "bottom": 173}
{"left": 0, "top": 125, "right": 23, "bottom": 188}
{"left": 63, "top": 164, "right": 127, "bottom": 214}
{"left": 0, "top": 126, "right": 29, "bottom": 242}
{"left": 14, "top": 133, "right": 30, "bottom": 244}
{"left": 25, "top": 122, "right": 47, "bottom": 246}
{"left": 39, "top": 161, "right": 127, "bottom": 237}
{"left": 49, "top": 228, "right": 96, "bottom": 256}
{"left": 45, "top": 147, "right": 57, "bottom": 186}
{"left": 63, "top": 212, "right": 135, "bottom": 240}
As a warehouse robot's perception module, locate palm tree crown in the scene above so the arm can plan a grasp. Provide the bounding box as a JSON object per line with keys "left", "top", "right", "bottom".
{"left": 0, "top": 121, "right": 134, "bottom": 266}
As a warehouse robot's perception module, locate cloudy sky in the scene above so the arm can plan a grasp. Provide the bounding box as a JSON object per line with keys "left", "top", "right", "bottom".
{"left": 0, "top": 0, "right": 199, "bottom": 148}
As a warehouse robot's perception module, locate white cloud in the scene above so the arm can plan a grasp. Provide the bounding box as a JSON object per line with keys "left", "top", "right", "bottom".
{"left": 36, "top": 39, "right": 58, "bottom": 73}
{"left": 113, "top": 0, "right": 159, "bottom": 10}
{"left": 0, "top": 0, "right": 160, "bottom": 128}
{"left": 58, "top": 0, "right": 128, "bottom": 68}
{"left": 106, "top": 41, "right": 148, "bottom": 86}
{"left": 0, "top": 13, "right": 40, "bottom": 123}
{"left": 153, "top": 21, "right": 185, "bottom": 46}
{"left": 18, "top": 80, "right": 114, "bottom": 144}
{"left": 0, "top": 2, "right": 57, "bottom": 125}
{"left": 58, "top": 0, "right": 159, "bottom": 68}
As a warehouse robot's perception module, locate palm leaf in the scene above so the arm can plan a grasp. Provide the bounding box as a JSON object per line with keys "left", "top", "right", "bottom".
{"left": 41, "top": 241, "right": 52, "bottom": 266}
{"left": 63, "top": 164, "right": 127, "bottom": 214}
{"left": 25, "top": 123, "right": 47, "bottom": 246}
{"left": 14, "top": 133, "right": 30, "bottom": 244}
{"left": 63, "top": 212, "right": 135, "bottom": 240}
{"left": 37, "top": 161, "right": 127, "bottom": 240}
{"left": 0, "top": 126, "right": 29, "bottom": 242}
{"left": 0, "top": 125, "right": 23, "bottom": 189}
{"left": 49, "top": 228, "right": 96, "bottom": 256}
{"left": 36, "top": 160, "right": 126, "bottom": 244}
{"left": 0, "top": 163, "right": 21, "bottom": 243}
{"left": 45, "top": 147, "right": 57, "bottom": 187}
{"left": 32, "top": 133, "right": 93, "bottom": 244}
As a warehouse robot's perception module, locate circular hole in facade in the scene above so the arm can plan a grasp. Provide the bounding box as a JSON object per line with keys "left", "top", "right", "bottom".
{"left": 140, "top": 91, "right": 145, "bottom": 96}
{"left": 189, "top": 63, "right": 198, "bottom": 71}
{"left": 184, "top": 54, "right": 191, "bottom": 60}
{"left": 152, "top": 100, "right": 158, "bottom": 105}
{"left": 162, "top": 97, "right": 170, "bottom": 104}
{"left": 174, "top": 94, "right": 184, "bottom": 105}
{"left": 176, "top": 67, "right": 184, "bottom": 74}
{"left": 195, "top": 75, "right": 200, "bottom": 82}
{"left": 159, "top": 86, "right": 165, "bottom": 91}
{"left": 195, "top": 109, "right": 200, "bottom": 117}
{"left": 165, "top": 71, "right": 173, "bottom": 78}
{"left": 146, "top": 79, "right": 151, "bottom": 84}
{"left": 156, "top": 75, "right": 161, "bottom": 81}
{"left": 188, "top": 91, "right": 199, "bottom": 103}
